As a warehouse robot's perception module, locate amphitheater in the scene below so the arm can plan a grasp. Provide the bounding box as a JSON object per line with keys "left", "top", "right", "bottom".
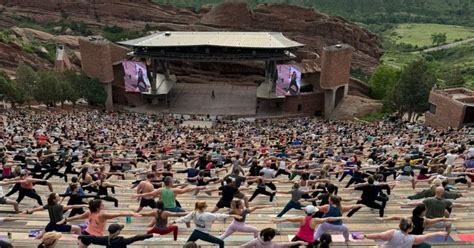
{"left": 1, "top": 139, "right": 473, "bottom": 248}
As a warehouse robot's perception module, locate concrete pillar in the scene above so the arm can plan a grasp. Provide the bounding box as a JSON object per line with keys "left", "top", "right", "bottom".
{"left": 104, "top": 82, "right": 113, "bottom": 111}
{"left": 159, "top": 60, "right": 170, "bottom": 80}
{"left": 324, "top": 89, "right": 335, "bottom": 118}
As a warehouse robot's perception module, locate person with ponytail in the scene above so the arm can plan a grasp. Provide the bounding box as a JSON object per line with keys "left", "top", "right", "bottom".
{"left": 360, "top": 218, "right": 447, "bottom": 248}
{"left": 172, "top": 200, "right": 240, "bottom": 248}
{"left": 78, "top": 223, "right": 158, "bottom": 248}
{"left": 56, "top": 199, "right": 141, "bottom": 247}
{"left": 23, "top": 193, "right": 85, "bottom": 239}
{"left": 272, "top": 205, "right": 343, "bottom": 248}
{"left": 241, "top": 227, "right": 307, "bottom": 247}
{"left": 141, "top": 200, "right": 187, "bottom": 240}
{"left": 313, "top": 195, "right": 363, "bottom": 243}
{"left": 318, "top": 233, "right": 332, "bottom": 248}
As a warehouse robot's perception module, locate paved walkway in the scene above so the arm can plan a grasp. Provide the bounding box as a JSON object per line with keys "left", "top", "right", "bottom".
{"left": 422, "top": 37, "right": 474, "bottom": 53}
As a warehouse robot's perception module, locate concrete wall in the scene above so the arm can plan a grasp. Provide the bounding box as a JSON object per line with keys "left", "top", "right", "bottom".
{"left": 284, "top": 92, "right": 324, "bottom": 115}
{"left": 425, "top": 91, "right": 465, "bottom": 129}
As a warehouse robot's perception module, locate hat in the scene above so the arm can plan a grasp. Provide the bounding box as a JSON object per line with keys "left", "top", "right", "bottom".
{"left": 108, "top": 224, "right": 124, "bottom": 234}
{"left": 304, "top": 205, "right": 318, "bottom": 214}
{"left": 20, "top": 169, "right": 28, "bottom": 176}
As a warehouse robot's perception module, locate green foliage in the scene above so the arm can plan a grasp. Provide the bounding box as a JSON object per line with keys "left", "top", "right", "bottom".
{"left": 360, "top": 111, "right": 389, "bottom": 122}
{"left": 422, "top": 43, "right": 474, "bottom": 89}
{"left": 152, "top": 0, "right": 474, "bottom": 27}
{"left": 21, "top": 42, "right": 34, "bottom": 54}
{"left": 390, "top": 59, "right": 435, "bottom": 118}
{"left": 350, "top": 68, "right": 369, "bottom": 82}
{"left": 15, "top": 63, "right": 39, "bottom": 105}
{"left": 0, "top": 30, "right": 12, "bottom": 43}
{"left": 34, "top": 70, "right": 62, "bottom": 106}
{"left": 431, "top": 33, "right": 447, "bottom": 46}
{"left": 83, "top": 76, "right": 107, "bottom": 106}
{"left": 383, "top": 24, "right": 473, "bottom": 49}
{"left": 368, "top": 65, "right": 400, "bottom": 100}
{"left": 0, "top": 72, "right": 24, "bottom": 105}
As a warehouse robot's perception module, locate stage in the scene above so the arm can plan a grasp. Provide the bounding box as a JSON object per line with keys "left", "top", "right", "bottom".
{"left": 168, "top": 83, "right": 257, "bottom": 116}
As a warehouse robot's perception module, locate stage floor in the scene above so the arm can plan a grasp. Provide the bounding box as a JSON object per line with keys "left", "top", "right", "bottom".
{"left": 168, "top": 83, "right": 257, "bottom": 116}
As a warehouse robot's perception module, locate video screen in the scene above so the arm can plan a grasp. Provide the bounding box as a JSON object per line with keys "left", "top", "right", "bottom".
{"left": 122, "top": 61, "right": 151, "bottom": 93}
{"left": 276, "top": 64, "right": 301, "bottom": 96}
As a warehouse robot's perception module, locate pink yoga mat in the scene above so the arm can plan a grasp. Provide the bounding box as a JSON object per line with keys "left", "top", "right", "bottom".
{"left": 458, "top": 234, "right": 474, "bottom": 241}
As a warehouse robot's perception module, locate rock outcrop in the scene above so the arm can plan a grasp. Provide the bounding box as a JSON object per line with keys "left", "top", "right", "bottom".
{"left": 329, "top": 95, "right": 383, "bottom": 120}
{"left": 0, "top": 1, "right": 381, "bottom": 72}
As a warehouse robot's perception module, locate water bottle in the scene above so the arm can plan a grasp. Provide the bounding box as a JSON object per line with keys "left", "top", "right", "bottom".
{"left": 126, "top": 216, "right": 132, "bottom": 224}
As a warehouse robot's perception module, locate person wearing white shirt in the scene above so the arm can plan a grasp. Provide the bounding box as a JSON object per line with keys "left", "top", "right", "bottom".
{"left": 445, "top": 151, "right": 459, "bottom": 167}
{"left": 173, "top": 201, "right": 238, "bottom": 248}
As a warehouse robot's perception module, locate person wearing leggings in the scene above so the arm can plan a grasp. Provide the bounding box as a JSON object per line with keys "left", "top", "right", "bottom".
{"left": 220, "top": 199, "right": 270, "bottom": 240}
{"left": 276, "top": 183, "right": 318, "bottom": 217}
{"left": 248, "top": 177, "right": 276, "bottom": 202}
{"left": 60, "top": 183, "right": 95, "bottom": 217}
{"left": 83, "top": 175, "right": 121, "bottom": 207}
{"left": 313, "top": 195, "right": 363, "bottom": 242}
{"left": 16, "top": 171, "right": 46, "bottom": 206}
{"left": 173, "top": 201, "right": 240, "bottom": 248}
{"left": 142, "top": 200, "right": 187, "bottom": 241}
{"left": 346, "top": 176, "right": 392, "bottom": 217}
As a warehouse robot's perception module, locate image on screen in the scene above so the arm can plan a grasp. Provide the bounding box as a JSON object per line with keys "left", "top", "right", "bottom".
{"left": 276, "top": 64, "right": 301, "bottom": 96}
{"left": 122, "top": 61, "right": 151, "bottom": 93}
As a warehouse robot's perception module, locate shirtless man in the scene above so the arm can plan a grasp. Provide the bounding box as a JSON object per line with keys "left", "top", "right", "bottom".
{"left": 135, "top": 173, "right": 157, "bottom": 212}
{"left": 134, "top": 176, "right": 206, "bottom": 212}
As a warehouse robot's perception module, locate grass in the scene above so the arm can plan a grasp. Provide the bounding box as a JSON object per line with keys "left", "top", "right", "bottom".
{"left": 386, "top": 23, "right": 474, "bottom": 47}
{"left": 360, "top": 111, "right": 389, "bottom": 122}
{"left": 381, "top": 50, "right": 423, "bottom": 69}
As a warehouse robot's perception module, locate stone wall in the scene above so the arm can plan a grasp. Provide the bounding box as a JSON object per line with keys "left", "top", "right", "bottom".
{"left": 425, "top": 91, "right": 465, "bottom": 129}
{"left": 284, "top": 92, "right": 324, "bottom": 115}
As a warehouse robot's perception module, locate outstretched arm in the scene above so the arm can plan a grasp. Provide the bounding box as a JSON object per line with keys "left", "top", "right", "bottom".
{"left": 23, "top": 206, "right": 45, "bottom": 214}
{"left": 413, "top": 231, "right": 448, "bottom": 245}
{"left": 249, "top": 205, "right": 272, "bottom": 213}
{"left": 363, "top": 230, "right": 394, "bottom": 241}
{"left": 272, "top": 217, "right": 304, "bottom": 225}
{"left": 63, "top": 204, "right": 89, "bottom": 211}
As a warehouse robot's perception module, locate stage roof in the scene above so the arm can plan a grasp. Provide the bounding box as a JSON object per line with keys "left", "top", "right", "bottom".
{"left": 118, "top": 32, "right": 304, "bottom": 49}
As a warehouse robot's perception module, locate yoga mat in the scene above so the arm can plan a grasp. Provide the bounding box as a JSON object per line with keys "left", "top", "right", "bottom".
{"left": 458, "top": 234, "right": 474, "bottom": 241}
{"left": 224, "top": 235, "right": 254, "bottom": 242}
{"left": 425, "top": 235, "right": 454, "bottom": 242}
{"left": 278, "top": 222, "right": 300, "bottom": 228}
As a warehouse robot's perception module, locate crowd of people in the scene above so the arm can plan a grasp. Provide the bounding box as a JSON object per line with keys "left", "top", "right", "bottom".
{"left": 0, "top": 109, "right": 473, "bottom": 248}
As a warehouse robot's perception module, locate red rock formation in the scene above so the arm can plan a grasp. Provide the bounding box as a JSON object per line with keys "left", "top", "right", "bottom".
{"left": 0, "top": 1, "right": 381, "bottom": 70}
{"left": 0, "top": 0, "right": 381, "bottom": 95}
{"left": 0, "top": 41, "right": 52, "bottom": 76}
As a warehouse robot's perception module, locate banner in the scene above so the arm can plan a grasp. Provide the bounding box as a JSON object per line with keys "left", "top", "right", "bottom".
{"left": 122, "top": 61, "right": 150, "bottom": 93}
{"left": 276, "top": 64, "right": 302, "bottom": 96}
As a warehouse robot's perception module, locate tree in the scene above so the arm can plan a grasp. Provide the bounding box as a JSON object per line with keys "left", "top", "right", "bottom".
{"left": 80, "top": 75, "right": 107, "bottom": 106}
{"left": 443, "top": 68, "right": 465, "bottom": 88}
{"left": 34, "top": 70, "right": 61, "bottom": 107}
{"left": 431, "top": 32, "right": 447, "bottom": 46}
{"left": 15, "top": 63, "right": 38, "bottom": 106}
{"left": 59, "top": 70, "right": 81, "bottom": 105}
{"left": 368, "top": 65, "right": 400, "bottom": 100}
{"left": 390, "top": 59, "right": 436, "bottom": 121}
